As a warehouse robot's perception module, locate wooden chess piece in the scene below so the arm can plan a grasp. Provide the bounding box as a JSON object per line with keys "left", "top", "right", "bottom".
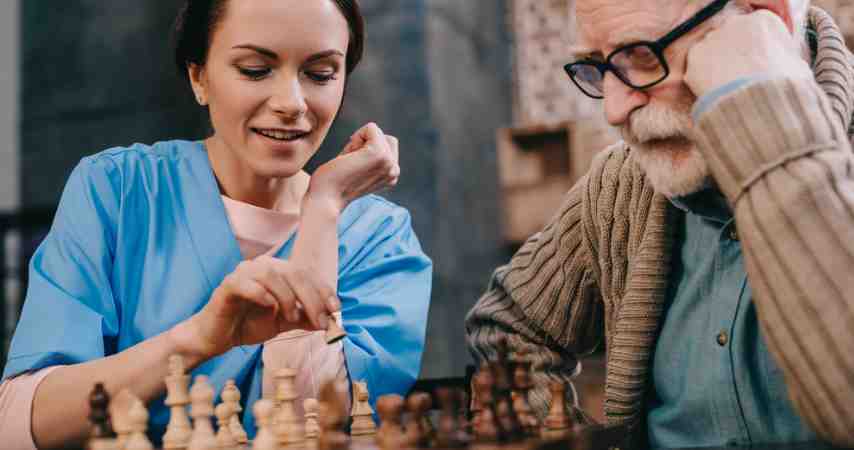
{"left": 125, "top": 399, "right": 154, "bottom": 450}
{"left": 87, "top": 383, "right": 118, "bottom": 450}
{"left": 110, "top": 389, "right": 139, "bottom": 449}
{"left": 252, "top": 399, "right": 278, "bottom": 450}
{"left": 188, "top": 375, "right": 218, "bottom": 450}
{"left": 403, "top": 392, "right": 432, "bottom": 448}
{"left": 471, "top": 369, "right": 499, "bottom": 443}
{"left": 274, "top": 367, "right": 305, "bottom": 446}
{"left": 215, "top": 402, "right": 238, "bottom": 448}
{"left": 325, "top": 312, "right": 346, "bottom": 344}
{"left": 435, "top": 388, "right": 465, "bottom": 448}
{"left": 375, "top": 394, "right": 404, "bottom": 449}
{"left": 163, "top": 355, "right": 192, "bottom": 449}
{"left": 510, "top": 357, "right": 539, "bottom": 436}
{"left": 317, "top": 381, "right": 349, "bottom": 450}
{"left": 349, "top": 380, "right": 376, "bottom": 436}
{"left": 304, "top": 398, "right": 320, "bottom": 440}
{"left": 221, "top": 379, "right": 249, "bottom": 445}
{"left": 542, "top": 381, "right": 572, "bottom": 440}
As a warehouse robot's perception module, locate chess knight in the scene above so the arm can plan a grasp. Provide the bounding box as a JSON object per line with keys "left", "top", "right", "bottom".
{"left": 467, "top": 0, "right": 854, "bottom": 448}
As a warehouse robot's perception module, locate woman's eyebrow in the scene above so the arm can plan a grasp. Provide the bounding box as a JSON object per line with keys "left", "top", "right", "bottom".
{"left": 231, "top": 44, "right": 278, "bottom": 60}
{"left": 306, "top": 49, "right": 345, "bottom": 64}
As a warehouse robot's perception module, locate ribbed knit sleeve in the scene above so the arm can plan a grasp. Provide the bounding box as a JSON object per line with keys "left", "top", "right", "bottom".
{"left": 694, "top": 76, "right": 854, "bottom": 445}
{"left": 465, "top": 173, "right": 604, "bottom": 422}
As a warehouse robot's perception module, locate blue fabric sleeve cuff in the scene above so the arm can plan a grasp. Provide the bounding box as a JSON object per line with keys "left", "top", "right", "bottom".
{"left": 692, "top": 76, "right": 773, "bottom": 120}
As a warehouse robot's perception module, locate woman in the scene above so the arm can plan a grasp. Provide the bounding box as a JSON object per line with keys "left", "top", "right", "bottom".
{"left": 0, "top": 0, "right": 432, "bottom": 448}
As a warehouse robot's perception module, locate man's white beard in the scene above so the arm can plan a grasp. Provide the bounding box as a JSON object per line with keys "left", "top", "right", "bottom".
{"left": 620, "top": 99, "right": 712, "bottom": 198}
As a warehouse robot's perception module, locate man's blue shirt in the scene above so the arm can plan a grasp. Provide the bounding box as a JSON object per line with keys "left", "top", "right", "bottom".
{"left": 646, "top": 189, "right": 815, "bottom": 448}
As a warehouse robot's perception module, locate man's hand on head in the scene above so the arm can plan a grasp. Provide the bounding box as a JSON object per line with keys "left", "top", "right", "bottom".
{"left": 685, "top": 9, "right": 813, "bottom": 98}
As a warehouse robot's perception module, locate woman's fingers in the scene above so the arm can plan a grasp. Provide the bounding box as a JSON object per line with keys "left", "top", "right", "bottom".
{"left": 273, "top": 259, "right": 334, "bottom": 331}
{"left": 254, "top": 256, "right": 300, "bottom": 322}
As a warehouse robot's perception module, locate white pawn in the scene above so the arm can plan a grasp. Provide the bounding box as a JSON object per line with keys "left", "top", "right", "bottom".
{"left": 164, "top": 355, "right": 192, "bottom": 449}
{"left": 274, "top": 368, "right": 304, "bottom": 445}
{"left": 188, "top": 375, "right": 218, "bottom": 450}
{"left": 304, "top": 399, "right": 320, "bottom": 440}
{"left": 215, "top": 402, "right": 237, "bottom": 448}
{"left": 110, "top": 389, "right": 139, "bottom": 449}
{"left": 221, "top": 380, "right": 248, "bottom": 445}
{"left": 253, "top": 399, "right": 277, "bottom": 450}
{"left": 125, "top": 399, "right": 154, "bottom": 450}
{"left": 350, "top": 381, "right": 376, "bottom": 436}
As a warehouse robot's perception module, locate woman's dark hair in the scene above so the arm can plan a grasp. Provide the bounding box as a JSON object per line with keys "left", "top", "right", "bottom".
{"left": 173, "top": 0, "right": 365, "bottom": 80}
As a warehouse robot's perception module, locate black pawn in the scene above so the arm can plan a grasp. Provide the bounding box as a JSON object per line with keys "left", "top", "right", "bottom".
{"left": 88, "top": 382, "right": 115, "bottom": 439}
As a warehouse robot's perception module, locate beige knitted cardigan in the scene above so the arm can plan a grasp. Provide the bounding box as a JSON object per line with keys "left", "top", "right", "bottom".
{"left": 466, "top": 7, "right": 854, "bottom": 447}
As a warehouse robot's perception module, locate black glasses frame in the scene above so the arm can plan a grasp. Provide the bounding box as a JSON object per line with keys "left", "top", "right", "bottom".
{"left": 564, "top": 0, "right": 731, "bottom": 99}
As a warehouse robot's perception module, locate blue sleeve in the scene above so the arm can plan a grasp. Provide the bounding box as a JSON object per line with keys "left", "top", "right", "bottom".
{"left": 337, "top": 202, "right": 432, "bottom": 404}
{"left": 3, "top": 156, "right": 122, "bottom": 379}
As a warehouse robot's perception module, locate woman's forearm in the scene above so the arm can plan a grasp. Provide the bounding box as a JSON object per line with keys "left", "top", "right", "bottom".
{"left": 31, "top": 322, "right": 208, "bottom": 449}
{"left": 291, "top": 192, "right": 341, "bottom": 291}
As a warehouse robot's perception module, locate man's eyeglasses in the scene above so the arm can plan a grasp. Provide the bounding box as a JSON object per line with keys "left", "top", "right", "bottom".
{"left": 564, "top": 0, "right": 730, "bottom": 99}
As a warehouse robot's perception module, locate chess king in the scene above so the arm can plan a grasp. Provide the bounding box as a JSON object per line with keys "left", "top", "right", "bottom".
{"left": 0, "top": 0, "right": 432, "bottom": 448}
{"left": 467, "top": 0, "right": 854, "bottom": 448}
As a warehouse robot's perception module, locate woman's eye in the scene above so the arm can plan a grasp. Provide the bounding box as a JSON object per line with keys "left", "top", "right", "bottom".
{"left": 306, "top": 71, "right": 336, "bottom": 83}
{"left": 238, "top": 66, "right": 271, "bottom": 80}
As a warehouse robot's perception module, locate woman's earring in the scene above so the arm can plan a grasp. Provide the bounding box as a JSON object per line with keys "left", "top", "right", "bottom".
{"left": 196, "top": 95, "right": 207, "bottom": 106}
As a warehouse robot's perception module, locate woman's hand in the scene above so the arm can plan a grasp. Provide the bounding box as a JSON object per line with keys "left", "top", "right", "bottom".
{"left": 308, "top": 122, "right": 400, "bottom": 213}
{"left": 172, "top": 256, "right": 341, "bottom": 360}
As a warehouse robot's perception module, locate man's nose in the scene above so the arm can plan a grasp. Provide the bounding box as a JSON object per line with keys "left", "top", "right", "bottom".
{"left": 603, "top": 72, "right": 647, "bottom": 126}
{"left": 269, "top": 76, "right": 308, "bottom": 120}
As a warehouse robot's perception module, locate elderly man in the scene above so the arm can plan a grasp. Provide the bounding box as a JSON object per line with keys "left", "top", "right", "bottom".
{"left": 466, "top": 0, "right": 854, "bottom": 448}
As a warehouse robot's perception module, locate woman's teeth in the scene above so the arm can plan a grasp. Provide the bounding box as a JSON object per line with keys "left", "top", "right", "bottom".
{"left": 255, "top": 129, "right": 308, "bottom": 141}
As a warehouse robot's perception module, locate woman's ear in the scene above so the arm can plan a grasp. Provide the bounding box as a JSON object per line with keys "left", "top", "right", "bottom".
{"left": 737, "top": 0, "right": 796, "bottom": 34}
{"left": 188, "top": 63, "right": 209, "bottom": 106}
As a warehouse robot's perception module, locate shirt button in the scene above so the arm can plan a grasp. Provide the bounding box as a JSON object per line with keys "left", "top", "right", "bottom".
{"left": 717, "top": 331, "right": 729, "bottom": 346}
{"left": 729, "top": 226, "right": 739, "bottom": 241}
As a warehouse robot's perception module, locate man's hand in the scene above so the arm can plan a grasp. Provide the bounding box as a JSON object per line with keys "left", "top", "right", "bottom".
{"left": 685, "top": 9, "right": 812, "bottom": 98}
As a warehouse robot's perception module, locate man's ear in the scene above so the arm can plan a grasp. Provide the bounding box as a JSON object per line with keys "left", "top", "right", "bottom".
{"left": 735, "top": 0, "right": 796, "bottom": 33}
{"left": 188, "top": 63, "right": 209, "bottom": 106}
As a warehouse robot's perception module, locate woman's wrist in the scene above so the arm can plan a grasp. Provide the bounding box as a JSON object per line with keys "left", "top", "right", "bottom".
{"left": 302, "top": 188, "right": 345, "bottom": 219}
{"left": 166, "top": 315, "right": 221, "bottom": 367}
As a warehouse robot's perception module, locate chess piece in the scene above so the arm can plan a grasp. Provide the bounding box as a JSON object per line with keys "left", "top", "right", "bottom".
{"left": 125, "top": 400, "right": 154, "bottom": 450}
{"left": 87, "top": 383, "right": 118, "bottom": 450}
{"left": 304, "top": 399, "right": 320, "bottom": 440}
{"left": 163, "top": 355, "right": 192, "bottom": 449}
{"left": 274, "top": 368, "right": 305, "bottom": 446}
{"left": 325, "top": 312, "right": 346, "bottom": 344}
{"left": 435, "top": 388, "right": 465, "bottom": 448}
{"left": 188, "top": 375, "right": 218, "bottom": 450}
{"left": 215, "top": 402, "right": 237, "bottom": 448}
{"left": 375, "top": 394, "right": 404, "bottom": 449}
{"left": 542, "top": 381, "right": 572, "bottom": 440}
{"left": 88, "top": 383, "right": 115, "bottom": 438}
{"left": 490, "top": 344, "right": 524, "bottom": 442}
{"left": 403, "top": 392, "right": 432, "bottom": 448}
{"left": 510, "top": 357, "right": 539, "bottom": 436}
{"left": 471, "top": 370, "right": 499, "bottom": 443}
{"left": 349, "top": 381, "right": 376, "bottom": 435}
{"left": 221, "top": 380, "right": 249, "bottom": 445}
{"left": 317, "top": 381, "right": 349, "bottom": 450}
{"left": 110, "top": 389, "right": 139, "bottom": 449}
{"left": 253, "top": 399, "right": 278, "bottom": 450}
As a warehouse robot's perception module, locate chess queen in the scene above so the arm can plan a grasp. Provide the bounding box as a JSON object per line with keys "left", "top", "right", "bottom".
{"left": 0, "top": 1, "right": 432, "bottom": 448}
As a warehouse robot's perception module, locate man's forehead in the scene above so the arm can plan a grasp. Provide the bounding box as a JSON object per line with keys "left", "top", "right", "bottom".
{"left": 574, "top": 0, "right": 690, "bottom": 50}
